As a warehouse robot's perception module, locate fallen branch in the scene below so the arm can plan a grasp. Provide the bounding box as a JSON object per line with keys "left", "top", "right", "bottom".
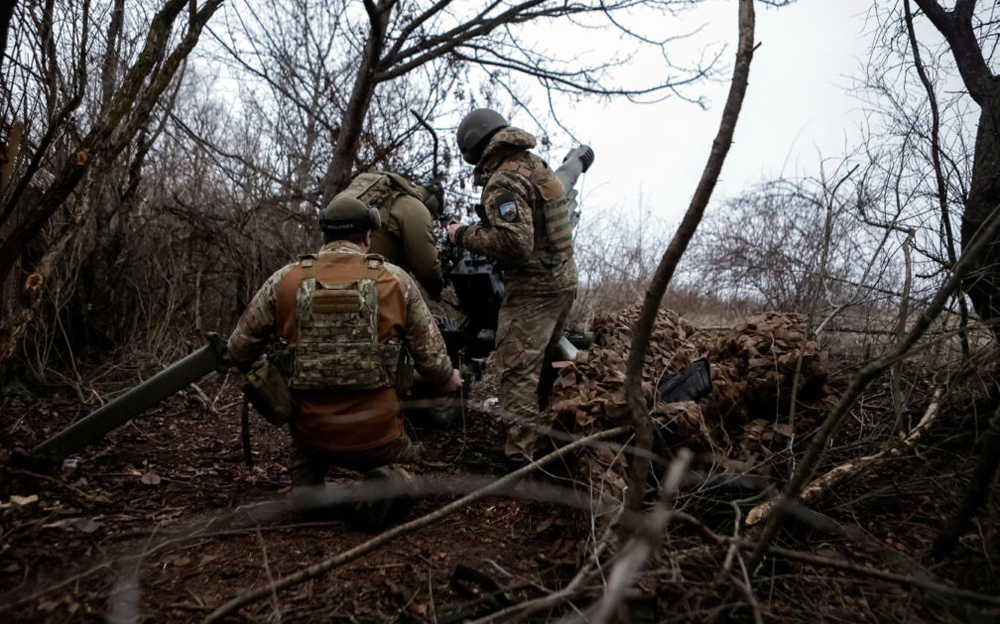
{"left": 203, "top": 427, "right": 628, "bottom": 623}
{"left": 732, "top": 198, "right": 1000, "bottom": 621}
{"left": 465, "top": 507, "right": 624, "bottom": 624}
{"left": 673, "top": 512, "right": 1000, "bottom": 608}
{"left": 745, "top": 387, "right": 943, "bottom": 526}
{"left": 583, "top": 450, "right": 692, "bottom": 624}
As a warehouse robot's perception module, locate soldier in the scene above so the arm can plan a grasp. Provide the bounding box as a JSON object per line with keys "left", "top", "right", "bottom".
{"left": 341, "top": 171, "right": 446, "bottom": 301}
{"left": 447, "top": 108, "right": 592, "bottom": 466}
{"left": 228, "top": 193, "right": 462, "bottom": 489}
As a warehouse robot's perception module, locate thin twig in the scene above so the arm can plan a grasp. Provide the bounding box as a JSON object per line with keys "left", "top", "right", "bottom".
{"left": 622, "top": 0, "right": 757, "bottom": 523}
{"left": 203, "top": 427, "right": 627, "bottom": 623}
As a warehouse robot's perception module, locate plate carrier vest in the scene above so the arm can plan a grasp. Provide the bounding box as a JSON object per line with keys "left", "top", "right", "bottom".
{"left": 286, "top": 253, "right": 401, "bottom": 391}
{"left": 495, "top": 158, "right": 572, "bottom": 258}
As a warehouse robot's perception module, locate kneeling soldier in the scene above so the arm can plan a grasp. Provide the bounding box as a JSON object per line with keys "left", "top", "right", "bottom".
{"left": 227, "top": 194, "right": 461, "bottom": 492}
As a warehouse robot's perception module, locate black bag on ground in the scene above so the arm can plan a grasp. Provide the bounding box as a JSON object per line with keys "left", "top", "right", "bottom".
{"left": 656, "top": 358, "right": 712, "bottom": 404}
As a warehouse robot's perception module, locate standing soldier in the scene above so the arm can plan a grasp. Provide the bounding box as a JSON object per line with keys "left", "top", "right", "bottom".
{"left": 448, "top": 109, "right": 592, "bottom": 466}
{"left": 228, "top": 193, "right": 462, "bottom": 490}
{"left": 342, "top": 171, "right": 446, "bottom": 301}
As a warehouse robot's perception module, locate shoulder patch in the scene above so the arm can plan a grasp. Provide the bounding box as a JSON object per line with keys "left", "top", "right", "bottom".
{"left": 499, "top": 201, "right": 518, "bottom": 222}
{"left": 492, "top": 190, "right": 520, "bottom": 223}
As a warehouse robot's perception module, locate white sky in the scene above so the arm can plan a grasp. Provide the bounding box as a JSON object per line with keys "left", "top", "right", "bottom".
{"left": 537, "top": 0, "right": 875, "bottom": 227}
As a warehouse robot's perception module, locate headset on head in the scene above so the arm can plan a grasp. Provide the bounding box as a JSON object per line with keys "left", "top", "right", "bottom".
{"left": 319, "top": 204, "right": 382, "bottom": 235}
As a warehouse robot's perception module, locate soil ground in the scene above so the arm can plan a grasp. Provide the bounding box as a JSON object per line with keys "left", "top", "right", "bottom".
{"left": 0, "top": 346, "right": 998, "bottom": 623}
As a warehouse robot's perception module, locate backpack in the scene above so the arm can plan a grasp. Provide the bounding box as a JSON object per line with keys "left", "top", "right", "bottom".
{"left": 343, "top": 172, "right": 424, "bottom": 211}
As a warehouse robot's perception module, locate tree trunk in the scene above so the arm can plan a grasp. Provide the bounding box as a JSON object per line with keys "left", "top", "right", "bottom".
{"left": 961, "top": 91, "right": 1000, "bottom": 340}
{"left": 622, "top": 0, "right": 756, "bottom": 519}
{"left": 911, "top": 0, "right": 1000, "bottom": 341}
{"left": 0, "top": 0, "right": 222, "bottom": 379}
{"left": 0, "top": 1, "right": 14, "bottom": 75}
{"left": 319, "top": 0, "right": 395, "bottom": 204}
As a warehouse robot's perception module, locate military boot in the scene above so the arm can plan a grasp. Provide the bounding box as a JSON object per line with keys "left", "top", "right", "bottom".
{"left": 349, "top": 464, "right": 415, "bottom": 533}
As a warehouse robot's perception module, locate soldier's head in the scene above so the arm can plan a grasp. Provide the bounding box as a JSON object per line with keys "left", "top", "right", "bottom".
{"left": 319, "top": 193, "right": 381, "bottom": 246}
{"left": 456, "top": 108, "right": 508, "bottom": 165}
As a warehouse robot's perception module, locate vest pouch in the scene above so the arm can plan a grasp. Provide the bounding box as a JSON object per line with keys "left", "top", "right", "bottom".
{"left": 391, "top": 344, "right": 412, "bottom": 395}
{"left": 244, "top": 354, "right": 293, "bottom": 427}
{"left": 288, "top": 257, "right": 396, "bottom": 392}
{"left": 291, "top": 341, "right": 389, "bottom": 390}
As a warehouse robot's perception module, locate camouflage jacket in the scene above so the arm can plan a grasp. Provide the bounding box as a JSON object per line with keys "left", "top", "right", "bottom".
{"left": 227, "top": 241, "right": 452, "bottom": 384}
{"left": 455, "top": 127, "right": 578, "bottom": 295}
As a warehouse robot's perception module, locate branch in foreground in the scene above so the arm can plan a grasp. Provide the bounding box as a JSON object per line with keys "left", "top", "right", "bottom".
{"left": 745, "top": 387, "right": 943, "bottom": 526}
{"left": 203, "top": 427, "right": 628, "bottom": 623}
{"left": 622, "top": 0, "right": 756, "bottom": 518}
{"left": 673, "top": 512, "right": 1000, "bottom": 609}
{"left": 723, "top": 202, "right": 1000, "bottom": 621}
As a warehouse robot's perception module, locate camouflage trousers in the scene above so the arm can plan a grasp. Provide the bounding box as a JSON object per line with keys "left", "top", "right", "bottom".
{"left": 288, "top": 434, "right": 420, "bottom": 487}
{"left": 495, "top": 289, "right": 576, "bottom": 461}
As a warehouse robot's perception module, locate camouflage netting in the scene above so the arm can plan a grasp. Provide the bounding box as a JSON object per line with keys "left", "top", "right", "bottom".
{"left": 545, "top": 305, "right": 829, "bottom": 476}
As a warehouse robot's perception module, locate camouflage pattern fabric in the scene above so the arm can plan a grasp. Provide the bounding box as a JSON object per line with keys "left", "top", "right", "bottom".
{"left": 228, "top": 241, "right": 450, "bottom": 383}
{"left": 344, "top": 172, "right": 443, "bottom": 299}
{"left": 453, "top": 126, "right": 580, "bottom": 460}
{"left": 227, "top": 241, "right": 452, "bottom": 456}
{"left": 495, "top": 289, "right": 576, "bottom": 460}
{"left": 289, "top": 255, "right": 401, "bottom": 391}
{"left": 455, "top": 126, "right": 577, "bottom": 295}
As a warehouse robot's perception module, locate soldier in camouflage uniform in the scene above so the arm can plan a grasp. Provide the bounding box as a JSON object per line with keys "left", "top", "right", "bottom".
{"left": 342, "top": 171, "right": 446, "bottom": 301}
{"left": 228, "top": 194, "right": 462, "bottom": 487}
{"left": 448, "top": 109, "right": 582, "bottom": 464}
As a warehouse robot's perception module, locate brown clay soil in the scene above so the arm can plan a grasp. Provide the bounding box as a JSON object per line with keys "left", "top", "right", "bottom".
{"left": 1, "top": 321, "right": 998, "bottom": 623}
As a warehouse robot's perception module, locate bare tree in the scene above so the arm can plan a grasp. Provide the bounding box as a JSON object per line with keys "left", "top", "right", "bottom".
{"left": 0, "top": 0, "right": 224, "bottom": 377}
{"left": 209, "top": 0, "right": 727, "bottom": 207}
{"left": 907, "top": 0, "right": 1000, "bottom": 341}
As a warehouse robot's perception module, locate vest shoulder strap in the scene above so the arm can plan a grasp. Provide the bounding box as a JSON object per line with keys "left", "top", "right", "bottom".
{"left": 364, "top": 253, "right": 384, "bottom": 281}
{"left": 495, "top": 158, "right": 533, "bottom": 179}
{"left": 299, "top": 254, "right": 316, "bottom": 281}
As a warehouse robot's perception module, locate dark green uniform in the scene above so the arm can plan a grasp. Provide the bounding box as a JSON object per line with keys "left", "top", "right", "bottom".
{"left": 344, "top": 172, "right": 445, "bottom": 301}
{"left": 455, "top": 127, "right": 578, "bottom": 460}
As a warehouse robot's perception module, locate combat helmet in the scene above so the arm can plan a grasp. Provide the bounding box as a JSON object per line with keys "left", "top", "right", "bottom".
{"left": 456, "top": 108, "right": 508, "bottom": 165}
{"left": 319, "top": 192, "right": 381, "bottom": 236}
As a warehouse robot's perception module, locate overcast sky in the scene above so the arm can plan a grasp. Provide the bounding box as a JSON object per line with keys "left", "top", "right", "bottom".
{"left": 535, "top": 0, "right": 875, "bottom": 227}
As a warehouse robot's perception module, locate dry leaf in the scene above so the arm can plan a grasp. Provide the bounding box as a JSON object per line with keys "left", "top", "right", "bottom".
{"left": 772, "top": 423, "right": 795, "bottom": 438}
{"left": 163, "top": 554, "right": 191, "bottom": 567}
{"left": 141, "top": 472, "right": 162, "bottom": 485}
{"left": 38, "top": 599, "right": 60, "bottom": 613}
{"left": 10, "top": 494, "right": 38, "bottom": 506}
{"left": 534, "top": 516, "right": 556, "bottom": 533}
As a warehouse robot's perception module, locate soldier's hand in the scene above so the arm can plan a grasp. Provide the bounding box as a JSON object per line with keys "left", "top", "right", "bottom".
{"left": 440, "top": 368, "right": 463, "bottom": 394}
{"left": 447, "top": 223, "right": 461, "bottom": 245}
